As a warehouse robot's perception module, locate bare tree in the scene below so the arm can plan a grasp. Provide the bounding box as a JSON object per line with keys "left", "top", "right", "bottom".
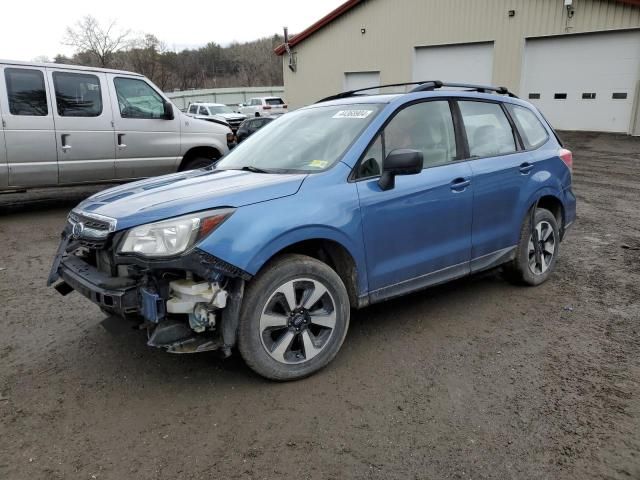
{"left": 64, "top": 16, "right": 132, "bottom": 68}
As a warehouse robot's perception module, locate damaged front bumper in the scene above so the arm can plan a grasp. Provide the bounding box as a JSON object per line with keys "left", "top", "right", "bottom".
{"left": 48, "top": 222, "right": 249, "bottom": 355}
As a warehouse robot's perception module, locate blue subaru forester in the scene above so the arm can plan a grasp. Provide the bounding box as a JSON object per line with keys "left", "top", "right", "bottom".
{"left": 49, "top": 81, "right": 576, "bottom": 380}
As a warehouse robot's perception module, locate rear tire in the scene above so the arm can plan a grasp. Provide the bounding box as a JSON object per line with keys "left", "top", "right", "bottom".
{"left": 180, "top": 156, "right": 216, "bottom": 171}
{"left": 254, "top": 112, "right": 260, "bottom": 117}
{"left": 504, "top": 208, "right": 559, "bottom": 286}
{"left": 238, "top": 254, "right": 350, "bottom": 381}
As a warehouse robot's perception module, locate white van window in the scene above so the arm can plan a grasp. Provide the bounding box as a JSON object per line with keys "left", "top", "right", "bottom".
{"left": 52, "top": 72, "right": 103, "bottom": 117}
{"left": 188, "top": 104, "right": 197, "bottom": 114}
{"left": 5, "top": 68, "right": 48, "bottom": 116}
{"left": 198, "top": 106, "right": 209, "bottom": 115}
{"left": 114, "top": 77, "right": 165, "bottom": 119}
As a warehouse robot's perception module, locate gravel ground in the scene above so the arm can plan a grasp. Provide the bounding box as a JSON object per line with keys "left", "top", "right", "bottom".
{"left": 0, "top": 132, "right": 638, "bottom": 479}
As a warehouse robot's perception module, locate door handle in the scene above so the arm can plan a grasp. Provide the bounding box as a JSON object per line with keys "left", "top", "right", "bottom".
{"left": 117, "top": 133, "right": 127, "bottom": 148}
{"left": 450, "top": 178, "right": 471, "bottom": 192}
{"left": 519, "top": 162, "right": 534, "bottom": 174}
{"left": 60, "top": 134, "right": 71, "bottom": 152}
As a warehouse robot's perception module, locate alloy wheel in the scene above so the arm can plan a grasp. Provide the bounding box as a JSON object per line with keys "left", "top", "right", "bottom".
{"left": 259, "top": 278, "right": 337, "bottom": 364}
{"left": 528, "top": 220, "right": 556, "bottom": 275}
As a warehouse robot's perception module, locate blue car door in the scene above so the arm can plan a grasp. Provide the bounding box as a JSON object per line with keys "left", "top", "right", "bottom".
{"left": 455, "top": 100, "right": 533, "bottom": 269}
{"left": 354, "top": 100, "right": 474, "bottom": 300}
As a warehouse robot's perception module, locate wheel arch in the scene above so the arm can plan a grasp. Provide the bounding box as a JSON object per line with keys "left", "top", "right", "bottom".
{"left": 524, "top": 188, "right": 566, "bottom": 238}
{"left": 179, "top": 146, "right": 222, "bottom": 171}
{"left": 247, "top": 231, "right": 366, "bottom": 309}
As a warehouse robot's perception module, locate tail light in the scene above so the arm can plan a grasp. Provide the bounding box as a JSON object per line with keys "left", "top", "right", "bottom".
{"left": 263, "top": 105, "right": 272, "bottom": 110}
{"left": 283, "top": 104, "right": 288, "bottom": 109}
{"left": 559, "top": 148, "right": 573, "bottom": 173}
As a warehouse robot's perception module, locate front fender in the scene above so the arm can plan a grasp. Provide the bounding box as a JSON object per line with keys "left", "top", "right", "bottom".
{"left": 244, "top": 225, "right": 365, "bottom": 278}
{"left": 199, "top": 165, "right": 369, "bottom": 296}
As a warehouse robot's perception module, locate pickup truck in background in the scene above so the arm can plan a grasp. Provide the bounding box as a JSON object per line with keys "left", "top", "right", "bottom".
{"left": 187, "top": 103, "right": 247, "bottom": 132}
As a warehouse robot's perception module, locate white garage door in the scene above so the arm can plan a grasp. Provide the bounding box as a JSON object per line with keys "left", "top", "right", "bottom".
{"left": 522, "top": 30, "right": 640, "bottom": 133}
{"left": 413, "top": 42, "right": 494, "bottom": 85}
{"left": 344, "top": 71, "right": 380, "bottom": 93}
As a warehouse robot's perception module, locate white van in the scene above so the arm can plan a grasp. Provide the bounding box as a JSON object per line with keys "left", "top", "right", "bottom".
{"left": 0, "top": 60, "right": 232, "bottom": 191}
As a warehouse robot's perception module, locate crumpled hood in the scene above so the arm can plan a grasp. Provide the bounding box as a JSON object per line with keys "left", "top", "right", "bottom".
{"left": 76, "top": 169, "right": 306, "bottom": 230}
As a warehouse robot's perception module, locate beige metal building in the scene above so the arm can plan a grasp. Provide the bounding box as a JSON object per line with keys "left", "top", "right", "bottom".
{"left": 276, "top": 0, "right": 640, "bottom": 134}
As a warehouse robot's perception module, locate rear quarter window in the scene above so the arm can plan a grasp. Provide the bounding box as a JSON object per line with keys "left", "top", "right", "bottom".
{"left": 506, "top": 104, "right": 549, "bottom": 149}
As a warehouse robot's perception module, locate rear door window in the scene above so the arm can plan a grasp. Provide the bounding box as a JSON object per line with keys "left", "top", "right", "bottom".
{"left": 188, "top": 104, "right": 197, "bottom": 114}
{"left": 506, "top": 104, "right": 549, "bottom": 149}
{"left": 52, "top": 72, "right": 102, "bottom": 117}
{"left": 4, "top": 68, "right": 48, "bottom": 116}
{"left": 198, "top": 106, "right": 209, "bottom": 115}
{"left": 458, "top": 101, "right": 516, "bottom": 158}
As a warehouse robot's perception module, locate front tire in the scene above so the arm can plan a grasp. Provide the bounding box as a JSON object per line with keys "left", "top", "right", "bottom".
{"left": 238, "top": 254, "right": 350, "bottom": 381}
{"left": 504, "top": 208, "right": 560, "bottom": 286}
{"left": 180, "top": 156, "right": 216, "bottom": 171}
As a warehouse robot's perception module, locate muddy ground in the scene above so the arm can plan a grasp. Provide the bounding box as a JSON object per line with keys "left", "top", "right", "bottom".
{"left": 0, "top": 132, "right": 638, "bottom": 479}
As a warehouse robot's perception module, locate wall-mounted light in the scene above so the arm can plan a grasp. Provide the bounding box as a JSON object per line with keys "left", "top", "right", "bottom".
{"left": 508, "top": 9, "right": 516, "bottom": 17}
{"left": 361, "top": 27, "right": 366, "bottom": 35}
{"left": 564, "top": 0, "right": 575, "bottom": 18}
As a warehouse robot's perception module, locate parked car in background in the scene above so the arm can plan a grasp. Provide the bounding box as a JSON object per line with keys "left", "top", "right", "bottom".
{"left": 49, "top": 81, "right": 575, "bottom": 381}
{"left": 0, "top": 60, "right": 234, "bottom": 191}
{"left": 235, "top": 116, "right": 275, "bottom": 143}
{"left": 187, "top": 102, "right": 247, "bottom": 132}
{"left": 238, "top": 96, "right": 287, "bottom": 117}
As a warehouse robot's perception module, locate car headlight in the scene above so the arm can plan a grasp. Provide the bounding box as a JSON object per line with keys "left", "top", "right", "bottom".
{"left": 118, "top": 209, "right": 234, "bottom": 257}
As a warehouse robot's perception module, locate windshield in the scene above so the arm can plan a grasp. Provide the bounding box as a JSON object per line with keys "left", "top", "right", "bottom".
{"left": 208, "top": 105, "right": 234, "bottom": 114}
{"left": 266, "top": 98, "right": 284, "bottom": 105}
{"left": 216, "top": 103, "right": 383, "bottom": 173}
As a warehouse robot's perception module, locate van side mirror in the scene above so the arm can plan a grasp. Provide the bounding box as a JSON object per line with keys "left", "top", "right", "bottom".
{"left": 163, "top": 100, "right": 174, "bottom": 120}
{"left": 378, "top": 149, "right": 423, "bottom": 191}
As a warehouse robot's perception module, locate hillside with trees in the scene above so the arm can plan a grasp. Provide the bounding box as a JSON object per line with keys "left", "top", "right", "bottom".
{"left": 53, "top": 16, "right": 284, "bottom": 92}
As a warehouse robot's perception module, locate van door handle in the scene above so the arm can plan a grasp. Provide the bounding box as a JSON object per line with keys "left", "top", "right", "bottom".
{"left": 60, "top": 134, "right": 71, "bottom": 152}
{"left": 519, "top": 162, "right": 534, "bottom": 174}
{"left": 450, "top": 178, "right": 471, "bottom": 192}
{"left": 117, "top": 133, "right": 127, "bottom": 148}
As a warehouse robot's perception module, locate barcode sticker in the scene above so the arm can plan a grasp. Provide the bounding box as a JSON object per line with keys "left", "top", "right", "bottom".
{"left": 332, "top": 110, "right": 373, "bottom": 119}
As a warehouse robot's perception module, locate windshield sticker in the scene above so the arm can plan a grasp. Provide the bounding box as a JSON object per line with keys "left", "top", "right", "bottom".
{"left": 308, "top": 160, "right": 329, "bottom": 169}
{"left": 332, "top": 110, "right": 373, "bottom": 119}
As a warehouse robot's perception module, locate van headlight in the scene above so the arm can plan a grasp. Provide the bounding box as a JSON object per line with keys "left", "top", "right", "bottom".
{"left": 118, "top": 209, "right": 234, "bottom": 257}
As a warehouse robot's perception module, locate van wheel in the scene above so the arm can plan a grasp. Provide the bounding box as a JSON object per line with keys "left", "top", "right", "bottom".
{"left": 254, "top": 112, "right": 260, "bottom": 117}
{"left": 504, "top": 208, "right": 559, "bottom": 286}
{"left": 180, "top": 156, "right": 216, "bottom": 171}
{"left": 238, "top": 254, "right": 350, "bottom": 381}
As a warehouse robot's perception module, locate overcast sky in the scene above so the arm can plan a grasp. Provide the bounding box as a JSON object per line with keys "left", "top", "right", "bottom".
{"left": 0, "top": 0, "right": 345, "bottom": 61}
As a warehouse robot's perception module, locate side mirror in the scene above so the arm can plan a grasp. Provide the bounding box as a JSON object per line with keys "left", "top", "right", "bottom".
{"left": 163, "top": 100, "right": 174, "bottom": 120}
{"left": 378, "top": 149, "right": 423, "bottom": 191}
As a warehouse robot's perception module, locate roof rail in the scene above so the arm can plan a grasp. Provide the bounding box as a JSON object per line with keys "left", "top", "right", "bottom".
{"left": 413, "top": 82, "right": 518, "bottom": 98}
{"left": 316, "top": 80, "right": 443, "bottom": 103}
{"left": 316, "top": 80, "right": 517, "bottom": 103}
